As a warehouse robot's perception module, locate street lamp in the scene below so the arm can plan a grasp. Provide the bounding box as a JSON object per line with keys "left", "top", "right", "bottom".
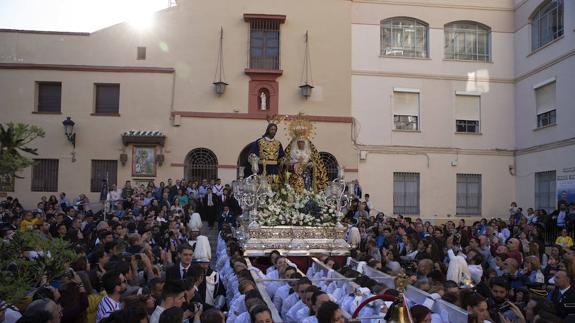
{"left": 62, "top": 117, "right": 76, "bottom": 148}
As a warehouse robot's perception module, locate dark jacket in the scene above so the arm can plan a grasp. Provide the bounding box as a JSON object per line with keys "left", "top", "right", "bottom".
{"left": 549, "top": 286, "right": 575, "bottom": 318}
{"left": 165, "top": 263, "right": 193, "bottom": 282}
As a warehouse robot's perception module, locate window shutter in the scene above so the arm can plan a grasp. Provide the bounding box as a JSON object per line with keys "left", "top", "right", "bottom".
{"left": 455, "top": 94, "right": 480, "bottom": 121}
{"left": 393, "top": 92, "right": 419, "bottom": 116}
{"left": 38, "top": 82, "right": 62, "bottom": 112}
{"left": 535, "top": 82, "right": 556, "bottom": 115}
{"left": 96, "top": 84, "right": 120, "bottom": 114}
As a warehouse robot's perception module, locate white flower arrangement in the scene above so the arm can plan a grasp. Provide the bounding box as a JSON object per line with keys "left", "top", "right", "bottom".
{"left": 257, "top": 185, "right": 341, "bottom": 227}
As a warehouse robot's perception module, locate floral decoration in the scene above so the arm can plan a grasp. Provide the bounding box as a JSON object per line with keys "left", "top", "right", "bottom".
{"left": 254, "top": 185, "right": 341, "bottom": 226}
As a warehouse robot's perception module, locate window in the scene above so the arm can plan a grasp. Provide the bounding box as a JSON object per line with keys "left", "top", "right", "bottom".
{"left": 0, "top": 174, "right": 15, "bottom": 192}
{"left": 455, "top": 94, "right": 480, "bottom": 133}
{"left": 444, "top": 21, "right": 490, "bottom": 61}
{"left": 91, "top": 160, "right": 118, "bottom": 193}
{"left": 381, "top": 17, "right": 428, "bottom": 58}
{"left": 31, "top": 159, "right": 58, "bottom": 192}
{"left": 393, "top": 90, "right": 419, "bottom": 131}
{"left": 185, "top": 148, "right": 218, "bottom": 181}
{"left": 249, "top": 20, "right": 280, "bottom": 69}
{"left": 457, "top": 174, "right": 482, "bottom": 216}
{"left": 37, "top": 82, "right": 62, "bottom": 113}
{"left": 531, "top": 0, "right": 563, "bottom": 51}
{"left": 535, "top": 81, "right": 556, "bottom": 128}
{"left": 319, "top": 152, "right": 339, "bottom": 181}
{"left": 137, "top": 47, "right": 146, "bottom": 60}
{"left": 535, "top": 171, "right": 556, "bottom": 212}
{"left": 393, "top": 172, "right": 420, "bottom": 215}
{"left": 95, "top": 84, "right": 120, "bottom": 114}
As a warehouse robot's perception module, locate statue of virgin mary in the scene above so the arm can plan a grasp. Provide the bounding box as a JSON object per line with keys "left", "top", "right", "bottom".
{"left": 284, "top": 115, "right": 328, "bottom": 193}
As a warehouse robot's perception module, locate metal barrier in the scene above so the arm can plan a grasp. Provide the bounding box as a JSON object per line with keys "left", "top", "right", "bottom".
{"left": 348, "top": 257, "right": 468, "bottom": 323}
{"left": 404, "top": 285, "right": 468, "bottom": 323}
{"left": 347, "top": 258, "right": 396, "bottom": 289}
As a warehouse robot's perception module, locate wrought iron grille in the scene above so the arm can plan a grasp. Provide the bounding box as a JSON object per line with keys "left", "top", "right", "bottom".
{"left": 91, "top": 160, "right": 118, "bottom": 192}
{"left": 249, "top": 20, "right": 280, "bottom": 70}
{"left": 320, "top": 152, "right": 339, "bottom": 181}
{"left": 31, "top": 159, "right": 59, "bottom": 192}
{"left": 185, "top": 148, "right": 218, "bottom": 181}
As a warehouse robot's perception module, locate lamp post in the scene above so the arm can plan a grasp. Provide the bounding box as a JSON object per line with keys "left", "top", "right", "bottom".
{"left": 62, "top": 117, "right": 76, "bottom": 148}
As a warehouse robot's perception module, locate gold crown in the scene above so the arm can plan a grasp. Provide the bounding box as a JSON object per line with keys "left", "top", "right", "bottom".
{"left": 266, "top": 114, "right": 287, "bottom": 125}
{"left": 287, "top": 113, "right": 315, "bottom": 140}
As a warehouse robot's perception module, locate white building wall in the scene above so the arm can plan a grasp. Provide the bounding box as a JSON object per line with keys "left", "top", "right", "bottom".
{"left": 351, "top": 0, "right": 516, "bottom": 219}
{"left": 514, "top": 0, "right": 575, "bottom": 209}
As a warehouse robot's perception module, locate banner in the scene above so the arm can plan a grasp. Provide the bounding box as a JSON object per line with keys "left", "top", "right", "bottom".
{"left": 556, "top": 173, "right": 575, "bottom": 207}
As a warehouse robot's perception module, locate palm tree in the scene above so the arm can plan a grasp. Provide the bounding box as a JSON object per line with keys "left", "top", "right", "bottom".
{"left": 0, "top": 122, "right": 45, "bottom": 178}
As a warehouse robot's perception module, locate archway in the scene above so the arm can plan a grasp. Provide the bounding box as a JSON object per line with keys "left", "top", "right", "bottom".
{"left": 237, "top": 144, "right": 253, "bottom": 179}
{"left": 320, "top": 152, "right": 339, "bottom": 181}
{"left": 184, "top": 148, "right": 218, "bottom": 181}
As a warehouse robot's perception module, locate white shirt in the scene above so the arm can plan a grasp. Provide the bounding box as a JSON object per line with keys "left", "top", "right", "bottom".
{"left": 286, "top": 300, "right": 305, "bottom": 323}
{"left": 96, "top": 295, "right": 121, "bottom": 323}
{"left": 282, "top": 292, "right": 299, "bottom": 318}
{"left": 274, "top": 284, "right": 291, "bottom": 311}
{"left": 150, "top": 305, "right": 166, "bottom": 323}
{"left": 296, "top": 306, "right": 310, "bottom": 321}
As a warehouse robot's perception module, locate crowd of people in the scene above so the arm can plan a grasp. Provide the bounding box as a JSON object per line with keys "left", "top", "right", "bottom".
{"left": 0, "top": 177, "right": 574, "bottom": 323}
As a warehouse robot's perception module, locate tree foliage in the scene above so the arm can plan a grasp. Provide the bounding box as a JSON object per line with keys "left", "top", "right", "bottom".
{"left": 0, "top": 122, "right": 45, "bottom": 177}
{"left": 0, "top": 232, "right": 77, "bottom": 307}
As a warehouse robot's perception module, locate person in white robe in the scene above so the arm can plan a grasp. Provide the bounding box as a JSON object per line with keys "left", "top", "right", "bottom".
{"left": 187, "top": 210, "right": 203, "bottom": 232}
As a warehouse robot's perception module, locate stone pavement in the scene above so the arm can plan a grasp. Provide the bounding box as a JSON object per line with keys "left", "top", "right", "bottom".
{"left": 199, "top": 222, "right": 219, "bottom": 266}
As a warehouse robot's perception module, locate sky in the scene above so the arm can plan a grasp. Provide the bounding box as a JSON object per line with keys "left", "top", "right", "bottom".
{"left": 0, "top": 0, "right": 169, "bottom": 32}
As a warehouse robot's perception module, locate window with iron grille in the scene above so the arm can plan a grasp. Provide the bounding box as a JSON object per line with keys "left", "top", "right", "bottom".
{"left": 0, "top": 174, "right": 15, "bottom": 192}
{"left": 95, "top": 84, "right": 120, "bottom": 114}
{"left": 444, "top": 21, "right": 490, "bottom": 62}
{"left": 37, "top": 82, "right": 62, "bottom": 113}
{"left": 535, "top": 81, "right": 556, "bottom": 128}
{"left": 249, "top": 20, "right": 280, "bottom": 70}
{"left": 91, "top": 160, "right": 118, "bottom": 193}
{"left": 381, "top": 17, "right": 428, "bottom": 58}
{"left": 457, "top": 174, "right": 482, "bottom": 216}
{"left": 531, "top": 0, "right": 563, "bottom": 51}
{"left": 31, "top": 159, "right": 59, "bottom": 192}
{"left": 185, "top": 148, "right": 218, "bottom": 181}
{"left": 393, "top": 172, "right": 420, "bottom": 215}
{"left": 535, "top": 171, "right": 556, "bottom": 213}
{"left": 320, "top": 152, "right": 339, "bottom": 181}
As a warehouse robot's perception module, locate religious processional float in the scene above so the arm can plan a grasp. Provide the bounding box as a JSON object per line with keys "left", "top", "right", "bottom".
{"left": 233, "top": 114, "right": 351, "bottom": 256}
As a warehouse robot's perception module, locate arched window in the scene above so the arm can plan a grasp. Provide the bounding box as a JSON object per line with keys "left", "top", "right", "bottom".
{"left": 184, "top": 148, "right": 218, "bottom": 181}
{"left": 531, "top": 0, "right": 563, "bottom": 51}
{"left": 320, "top": 152, "right": 339, "bottom": 181}
{"left": 381, "top": 17, "right": 429, "bottom": 58}
{"left": 444, "top": 21, "right": 491, "bottom": 62}
{"left": 236, "top": 144, "right": 252, "bottom": 179}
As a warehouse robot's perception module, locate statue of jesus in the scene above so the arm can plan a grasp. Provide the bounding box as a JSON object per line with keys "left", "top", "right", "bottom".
{"left": 248, "top": 122, "right": 285, "bottom": 185}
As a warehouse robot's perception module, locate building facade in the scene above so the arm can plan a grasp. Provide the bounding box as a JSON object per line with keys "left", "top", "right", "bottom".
{"left": 513, "top": 0, "right": 575, "bottom": 214}
{"left": 351, "top": 0, "right": 575, "bottom": 219}
{"left": 0, "top": 0, "right": 356, "bottom": 207}
{"left": 1, "top": 0, "right": 574, "bottom": 220}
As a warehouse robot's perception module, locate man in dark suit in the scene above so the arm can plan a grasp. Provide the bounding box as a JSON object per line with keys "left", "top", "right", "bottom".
{"left": 548, "top": 270, "right": 575, "bottom": 319}
{"left": 218, "top": 205, "right": 235, "bottom": 232}
{"left": 165, "top": 244, "right": 195, "bottom": 281}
